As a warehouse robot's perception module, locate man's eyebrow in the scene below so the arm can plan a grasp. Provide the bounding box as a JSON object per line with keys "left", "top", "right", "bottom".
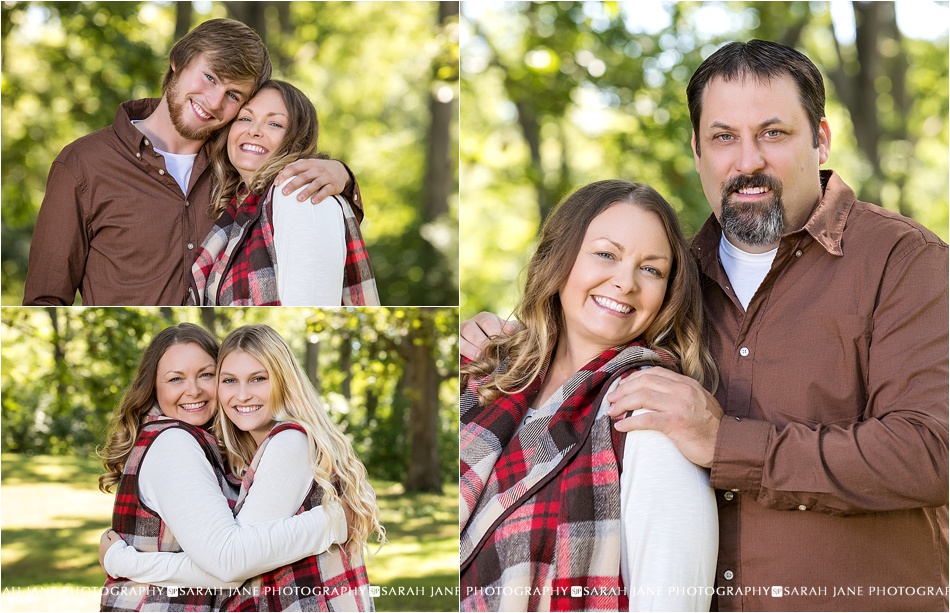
{"left": 708, "top": 117, "right": 785, "bottom": 131}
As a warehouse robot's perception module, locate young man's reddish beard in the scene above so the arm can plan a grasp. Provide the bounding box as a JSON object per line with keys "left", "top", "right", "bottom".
{"left": 166, "top": 74, "right": 220, "bottom": 143}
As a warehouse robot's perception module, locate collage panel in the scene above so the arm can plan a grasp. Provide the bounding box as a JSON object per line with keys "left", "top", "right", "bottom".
{"left": 3, "top": 1, "right": 459, "bottom": 308}
{"left": 0, "top": 306, "right": 459, "bottom": 612}
{"left": 1, "top": 2, "right": 461, "bottom": 612}
{"left": 458, "top": 2, "right": 948, "bottom": 612}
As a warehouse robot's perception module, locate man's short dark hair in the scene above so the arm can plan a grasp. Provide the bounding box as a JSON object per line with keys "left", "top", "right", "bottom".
{"left": 687, "top": 39, "right": 826, "bottom": 156}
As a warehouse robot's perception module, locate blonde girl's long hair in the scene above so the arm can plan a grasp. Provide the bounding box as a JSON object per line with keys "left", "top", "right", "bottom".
{"left": 462, "top": 179, "right": 718, "bottom": 405}
{"left": 208, "top": 80, "right": 323, "bottom": 219}
{"left": 98, "top": 323, "right": 220, "bottom": 493}
{"left": 214, "top": 325, "right": 385, "bottom": 554}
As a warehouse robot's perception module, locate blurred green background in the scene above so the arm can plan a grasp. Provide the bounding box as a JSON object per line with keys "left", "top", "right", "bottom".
{"left": 460, "top": 1, "right": 949, "bottom": 319}
{"left": 1, "top": 306, "right": 460, "bottom": 612}
{"left": 1, "top": 1, "right": 460, "bottom": 306}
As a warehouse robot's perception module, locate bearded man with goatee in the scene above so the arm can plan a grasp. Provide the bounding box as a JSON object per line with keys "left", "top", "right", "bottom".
{"left": 462, "top": 39, "right": 948, "bottom": 612}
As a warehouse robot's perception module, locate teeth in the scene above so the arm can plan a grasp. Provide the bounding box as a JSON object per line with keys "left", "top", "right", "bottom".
{"left": 191, "top": 100, "right": 212, "bottom": 120}
{"left": 180, "top": 402, "right": 207, "bottom": 411}
{"left": 738, "top": 186, "right": 767, "bottom": 195}
{"left": 234, "top": 405, "right": 262, "bottom": 414}
{"left": 241, "top": 143, "right": 268, "bottom": 154}
{"left": 593, "top": 296, "right": 633, "bottom": 314}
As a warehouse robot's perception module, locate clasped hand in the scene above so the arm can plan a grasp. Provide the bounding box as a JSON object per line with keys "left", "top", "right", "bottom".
{"left": 274, "top": 159, "right": 349, "bottom": 204}
{"left": 99, "top": 529, "right": 122, "bottom": 571}
{"left": 607, "top": 367, "right": 723, "bottom": 468}
{"left": 459, "top": 311, "right": 725, "bottom": 468}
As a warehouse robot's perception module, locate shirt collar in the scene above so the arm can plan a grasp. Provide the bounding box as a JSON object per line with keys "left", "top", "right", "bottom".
{"left": 692, "top": 169, "right": 856, "bottom": 266}
{"left": 113, "top": 98, "right": 162, "bottom": 150}
{"left": 114, "top": 97, "right": 211, "bottom": 170}
{"left": 801, "top": 170, "right": 855, "bottom": 256}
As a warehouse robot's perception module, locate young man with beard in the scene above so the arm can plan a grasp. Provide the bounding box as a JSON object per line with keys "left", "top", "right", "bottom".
{"left": 24, "top": 18, "right": 359, "bottom": 306}
{"left": 462, "top": 40, "right": 948, "bottom": 611}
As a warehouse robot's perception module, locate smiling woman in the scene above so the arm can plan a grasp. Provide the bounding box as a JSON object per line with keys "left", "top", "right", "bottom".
{"left": 459, "top": 180, "right": 719, "bottom": 612}
{"left": 189, "top": 80, "right": 380, "bottom": 307}
{"left": 154, "top": 342, "right": 217, "bottom": 424}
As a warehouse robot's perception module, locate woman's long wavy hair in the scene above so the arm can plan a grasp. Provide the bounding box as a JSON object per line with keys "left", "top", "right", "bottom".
{"left": 98, "top": 323, "right": 220, "bottom": 493}
{"left": 208, "top": 80, "right": 322, "bottom": 219}
{"left": 463, "top": 179, "right": 717, "bottom": 405}
{"left": 213, "top": 325, "right": 385, "bottom": 555}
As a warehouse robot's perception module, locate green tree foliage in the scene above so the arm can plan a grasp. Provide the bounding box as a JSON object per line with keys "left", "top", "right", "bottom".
{"left": 460, "top": 1, "right": 949, "bottom": 319}
{"left": 1, "top": 1, "right": 459, "bottom": 305}
{"left": 0, "top": 307, "right": 459, "bottom": 490}
{"left": 305, "top": 308, "right": 459, "bottom": 492}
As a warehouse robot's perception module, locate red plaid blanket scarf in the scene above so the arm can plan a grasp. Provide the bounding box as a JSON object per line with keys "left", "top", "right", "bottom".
{"left": 191, "top": 186, "right": 379, "bottom": 306}
{"left": 219, "top": 422, "right": 374, "bottom": 612}
{"left": 459, "top": 342, "right": 676, "bottom": 612}
{"left": 102, "top": 410, "right": 238, "bottom": 612}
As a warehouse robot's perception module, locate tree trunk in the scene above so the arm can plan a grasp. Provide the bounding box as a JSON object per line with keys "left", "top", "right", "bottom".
{"left": 365, "top": 388, "right": 378, "bottom": 428}
{"left": 340, "top": 334, "right": 353, "bottom": 400}
{"left": 402, "top": 330, "right": 443, "bottom": 493}
{"left": 174, "top": 1, "right": 193, "bottom": 42}
{"left": 46, "top": 308, "right": 70, "bottom": 445}
{"left": 275, "top": 2, "right": 294, "bottom": 74}
{"left": 225, "top": 2, "right": 269, "bottom": 46}
{"left": 423, "top": 2, "right": 459, "bottom": 221}
{"left": 200, "top": 308, "right": 216, "bottom": 336}
{"left": 306, "top": 336, "right": 321, "bottom": 393}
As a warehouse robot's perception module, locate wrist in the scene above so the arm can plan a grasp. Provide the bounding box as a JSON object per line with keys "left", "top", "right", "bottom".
{"left": 323, "top": 500, "right": 348, "bottom": 545}
{"left": 103, "top": 539, "right": 127, "bottom": 577}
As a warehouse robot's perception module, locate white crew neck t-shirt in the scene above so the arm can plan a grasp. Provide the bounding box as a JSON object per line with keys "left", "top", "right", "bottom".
{"left": 153, "top": 147, "right": 197, "bottom": 195}
{"left": 718, "top": 235, "right": 778, "bottom": 310}
{"left": 130, "top": 120, "right": 197, "bottom": 195}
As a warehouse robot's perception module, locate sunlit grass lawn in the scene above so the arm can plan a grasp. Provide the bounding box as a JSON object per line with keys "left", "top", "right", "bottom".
{"left": 1, "top": 453, "right": 459, "bottom": 612}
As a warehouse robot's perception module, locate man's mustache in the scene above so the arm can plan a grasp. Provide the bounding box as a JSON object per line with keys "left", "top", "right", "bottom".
{"left": 722, "top": 174, "right": 782, "bottom": 196}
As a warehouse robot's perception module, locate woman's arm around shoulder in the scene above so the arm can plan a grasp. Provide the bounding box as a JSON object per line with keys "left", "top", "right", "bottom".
{"left": 104, "top": 426, "right": 342, "bottom": 585}
{"left": 236, "top": 425, "right": 347, "bottom": 548}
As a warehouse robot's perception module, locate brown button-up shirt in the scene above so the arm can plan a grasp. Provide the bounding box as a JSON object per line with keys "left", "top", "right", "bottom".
{"left": 23, "top": 99, "right": 363, "bottom": 306}
{"left": 24, "top": 99, "right": 215, "bottom": 305}
{"left": 694, "top": 170, "right": 948, "bottom": 611}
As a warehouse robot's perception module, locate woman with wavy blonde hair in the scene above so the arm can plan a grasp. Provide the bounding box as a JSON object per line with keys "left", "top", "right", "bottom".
{"left": 97, "top": 323, "right": 347, "bottom": 611}
{"left": 459, "top": 180, "right": 719, "bottom": 612}
{"left": 213, "top": 323, "right": 382, "bottom": 611}
{"left": 191, "top": 80, "right": 378, "bottom": 306}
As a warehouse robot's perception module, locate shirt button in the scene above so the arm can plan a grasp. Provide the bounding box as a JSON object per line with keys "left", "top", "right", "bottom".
{"left": 724, "top": 491, "right": 734, "bottom": 501}
{"left": 724, "top": 570, "right": 734, "bottom": 581}
{"left": 144, "top": 139, "right": 150, "bottom": 146}
{"left": 187, "top": 243, "right": 194, "bottom": 250}
{"left": 795, "top": 249, "right": 803, "bottom": 257}
{"left": 739, "top": 347, "right": 750, "bottom": 357}
{"left": 185, "top": 200, "right": 190, "bottom": 207}
{"left": 798, "top": 504, "right": 807, "bottom": 511}
{"left": 135, "top": 152, "right": 141, "bottom": 159}
{"left": 159, "top": 169, "right": 165, "bottom": 175}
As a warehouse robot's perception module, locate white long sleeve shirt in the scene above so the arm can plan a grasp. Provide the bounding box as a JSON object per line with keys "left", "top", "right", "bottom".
{"left": 517, "top": 377, "right": 718, "bottom": 611}
{"left": 619, "top": 405, "right": 719, "bottom": 611}
{"left": 272, "top": 182, "right": 346, "bottom": 306}
{"left": 104, "top": 428, "right": 345, "bottom": 587}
